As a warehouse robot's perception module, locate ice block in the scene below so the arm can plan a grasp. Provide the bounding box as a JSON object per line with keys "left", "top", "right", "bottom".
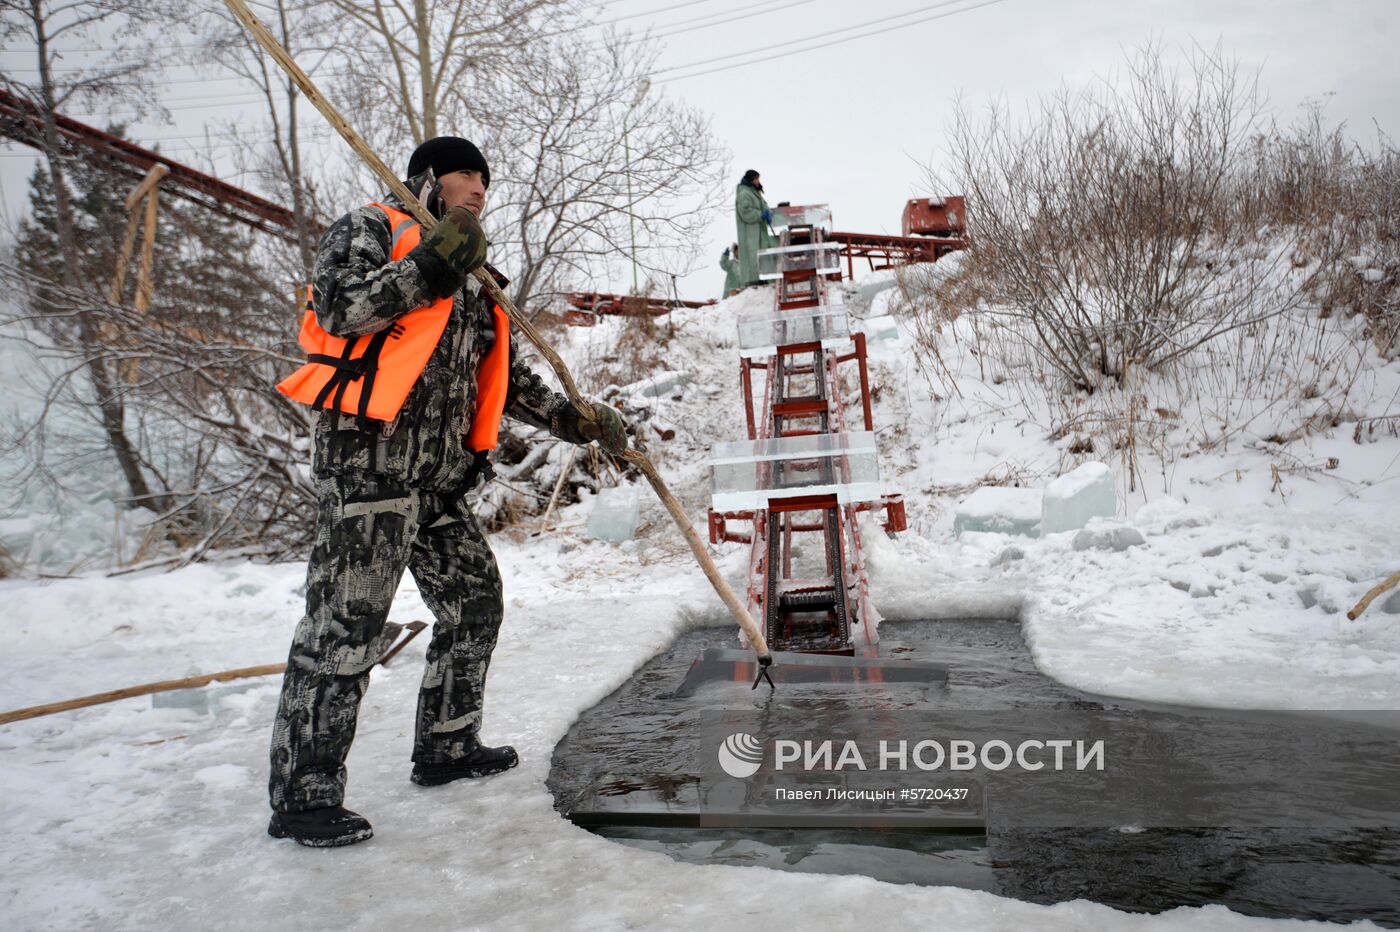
{"left": 736, "top": 305, "right": 852, "bottom": 358}
{"left": 757, "top": 242, "right": 843, "bottom": 281}
{"left": 953, "top": 487, "right": 1043, "bottom": 538}
{"left": 586, "top": 486, "right": 642, "bottom": 542}
{"left": 710, "top": 431, "right": 881, "bottom": 511}
{"left": 769, "top": 204, "right": 832, "bottom": 232}
{"left": 1041, "top": 462, "right": 1116, "bottom": 534}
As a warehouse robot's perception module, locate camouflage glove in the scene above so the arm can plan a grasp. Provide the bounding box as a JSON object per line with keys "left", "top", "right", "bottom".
{"left": 418, "top": 206, "right": 488, "bottom": 277}
{"left": 577, "top": 400, "right": 629, "bottom": 455}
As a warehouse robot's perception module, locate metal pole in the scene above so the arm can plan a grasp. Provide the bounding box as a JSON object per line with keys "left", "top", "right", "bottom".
{"left": 624, "top": 112, "right": 636, "bottom": 293}
{"left": 624, "top": 78, "right": 649, "bottom": 295}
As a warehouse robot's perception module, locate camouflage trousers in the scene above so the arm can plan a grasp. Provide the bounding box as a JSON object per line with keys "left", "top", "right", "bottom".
{"left": 268, "top": 470, "right": 503, "bottom": 813}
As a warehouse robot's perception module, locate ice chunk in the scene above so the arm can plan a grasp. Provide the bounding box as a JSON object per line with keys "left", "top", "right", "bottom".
{"left": 624, "top": 370, "right": 691, "bottom": 399}
{"left": 863, "top": 315, "right": 900, "bottom": 343}
{"left": 857, "top": 277, "right": 897, "bottom": 309}
{"left": 991, "top": 545, "right": 1025, "bottom": 566}
{"left": 953, "top": 487, "right": 1042, "bottom": 538}
{"left": 769, "top": 204, "right": 832, "bottom": 231}
{"left": 757, "top": 242, "right": 842, "bottom": 280}
{"left": 1072, "top": 524, "right": 1146, "bottom": 552}
{"left": 1041, "top": 462, "right": 1116, "bottom": 534}
{"left": 737, "top": 306, "right": 851, "bottom": 358}
{"left": 585, "top": 486, "right": 641, "bottom": 542}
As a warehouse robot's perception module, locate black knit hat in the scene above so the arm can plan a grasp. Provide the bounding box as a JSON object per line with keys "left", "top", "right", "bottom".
{"left": 407, "top": 136, "right": 490, "bottom": 188}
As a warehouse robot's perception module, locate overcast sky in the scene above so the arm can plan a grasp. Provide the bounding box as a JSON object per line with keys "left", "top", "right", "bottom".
{"left": 3, "top": 0, "right": 1398, "bottom": 301}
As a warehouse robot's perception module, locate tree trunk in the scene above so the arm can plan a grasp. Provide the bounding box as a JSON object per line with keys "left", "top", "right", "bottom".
{"left": 413, "top": 0, "right": 436, "bottom": 140}
{"left": 30, "top": 0, "right": 169, "bottom": 515}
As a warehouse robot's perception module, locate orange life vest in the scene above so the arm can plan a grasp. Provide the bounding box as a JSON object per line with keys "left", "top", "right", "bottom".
{"left": 277, "top": 202, "right": 511, "bottom": 452}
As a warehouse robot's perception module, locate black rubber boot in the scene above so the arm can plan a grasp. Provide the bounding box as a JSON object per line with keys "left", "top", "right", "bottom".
{"left": 411, "top": 742, "right": 519, "bottom": 786}
{"left": 267, "top": 805, "right": 373, "bottom": 847}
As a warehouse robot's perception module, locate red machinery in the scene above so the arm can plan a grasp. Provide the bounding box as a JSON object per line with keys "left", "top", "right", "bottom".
{"left": 902, "top": 195, "right": 966, "bottom": 238}
{"left": 821, "top": 196, "right": 967, "bottom": 278}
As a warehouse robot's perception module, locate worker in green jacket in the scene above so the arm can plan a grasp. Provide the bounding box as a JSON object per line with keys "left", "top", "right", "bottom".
{"left": 719, "top": 242, "right": 742, "bottom": 298}
{"left": 735, "top": 170, "right": 777, "bottom": 287}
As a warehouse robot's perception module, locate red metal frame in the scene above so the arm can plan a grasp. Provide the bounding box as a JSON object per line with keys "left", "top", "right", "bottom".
{"left": 0, "top": 87, "right": 304, "bottom": 242}
{"left": 827, "top": 230, "right": 964, "bottom": 278}
{"left": 563, "top": 291, "right": 715, "bottom": 326}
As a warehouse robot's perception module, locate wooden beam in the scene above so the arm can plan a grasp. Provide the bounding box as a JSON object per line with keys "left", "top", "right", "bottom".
{"left": 124, "top": 163, "right": 168, "bottom": 213}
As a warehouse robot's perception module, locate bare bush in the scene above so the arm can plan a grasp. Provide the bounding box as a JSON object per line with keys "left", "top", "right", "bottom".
{"left": 937, "top": 41, "right": 1332, "bottom": 392}
{"left": 899, "top": 41, "right": 1394, "bottom": 494}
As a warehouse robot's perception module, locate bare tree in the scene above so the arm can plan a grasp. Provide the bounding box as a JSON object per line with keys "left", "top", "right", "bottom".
{"left": 479, "top": 30, "right": 725, "bottom": 309}
{"left": 326, "top": 0, "right": 568, "bottom": 151}
{"left": 317, "top": 3, "right": 724, "bottom": 307}
{"left": 2, "top": 170, "right": 318, "bottom": 568}
{"left": 298, "top": 3, "right": 726, "bottom": 527}
{"left": 897, "top": 41, "right": 1391, "bottom": 495}
{"left": 198, "top": 0, "right": 339, "bottom": 282}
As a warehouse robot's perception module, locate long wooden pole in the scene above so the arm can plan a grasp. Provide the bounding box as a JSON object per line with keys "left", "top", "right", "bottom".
{"left": 1348, "top": 569, "right": 1400, "bottom": 621}
{"left": 220, "top": 0, "right": 771, "bottom": 664}
{"left": 0, "top": 621, "right": 428, "bottom": 727}
{"left": 0, "top": 664, "right": 283, "bottom": 726}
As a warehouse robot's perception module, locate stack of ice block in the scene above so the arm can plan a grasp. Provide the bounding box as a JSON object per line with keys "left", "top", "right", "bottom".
{"left": 769, "top": 204, "right": 832, "bottom": 232}
{"left": 586, "top": 486, "right": 642, "bottom": 542}
{"left": 710, "top": 431, "right": 881, "bottom": 511}
{"left": 757, "top": 242, "right": 842, "bottom": 281}
{"left": 736, "top": 304, "right": 852, "bottom": 358}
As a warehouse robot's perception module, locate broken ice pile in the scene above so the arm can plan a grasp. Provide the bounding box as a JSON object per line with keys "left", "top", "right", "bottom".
{"left": 1041, "top": 462, "right": 1117, "bottom": 534}
{"left": 586, "top": 486, "right": 641, "bottom": 542}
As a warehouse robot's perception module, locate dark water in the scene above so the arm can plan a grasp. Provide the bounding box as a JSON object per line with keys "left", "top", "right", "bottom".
{"left": 548, "top": 620, "right": 1400, "bottom": 927}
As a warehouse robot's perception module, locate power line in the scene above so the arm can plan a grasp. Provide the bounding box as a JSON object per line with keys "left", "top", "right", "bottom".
{"left": 645, "top": 0, "right": 815, "bottom": 39}
{"left": 651, "top": 0, "right": 973, "bottom": 75}
{"left": 641, "top": 0, "right": 817, "bottom": 41}
{"left": 657, "top": 0, "right": 1009, "bottom": 82}
{"left": 599, "top": 0, "right": 725, "bottom": 25}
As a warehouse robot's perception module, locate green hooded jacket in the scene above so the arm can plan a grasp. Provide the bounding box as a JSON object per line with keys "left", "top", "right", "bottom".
{"left": 719, "top": 247, "right": 743, "bottom": 298}
{"left": 735, "top": 182, "right": 777, "bottom": 287}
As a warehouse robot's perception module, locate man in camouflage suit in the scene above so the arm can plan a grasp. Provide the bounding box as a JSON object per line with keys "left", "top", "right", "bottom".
{"left": 268, "top": 136, "right": 628, "bottom": 847}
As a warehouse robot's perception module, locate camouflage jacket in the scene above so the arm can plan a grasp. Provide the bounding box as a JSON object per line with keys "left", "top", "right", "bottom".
{"left": 309, "top": 177, "right": 586, "bottom": 490}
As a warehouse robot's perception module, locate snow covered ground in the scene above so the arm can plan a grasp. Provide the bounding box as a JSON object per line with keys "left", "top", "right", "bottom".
{"left": 2, "top": 277, "right": 1398, "bottom": 929}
